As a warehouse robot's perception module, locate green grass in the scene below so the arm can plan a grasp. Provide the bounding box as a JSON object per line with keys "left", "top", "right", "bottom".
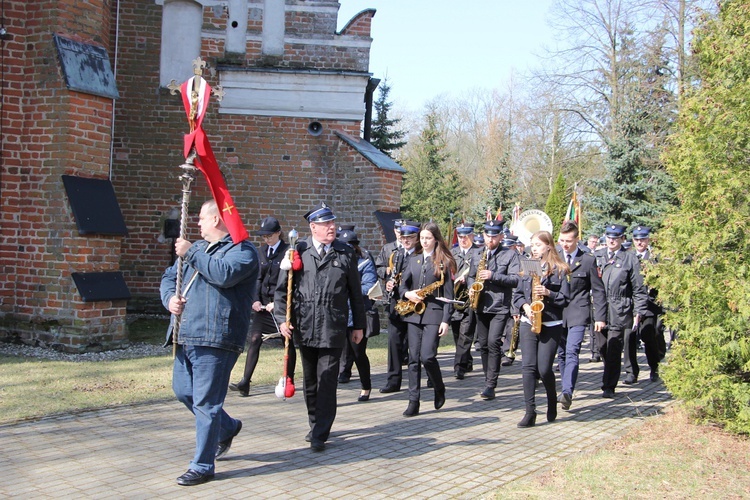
{"left": 0, "top": 316, "right": 392, "bottom": 424}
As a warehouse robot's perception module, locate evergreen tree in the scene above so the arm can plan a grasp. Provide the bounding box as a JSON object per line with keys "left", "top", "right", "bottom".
{"left": 370, "top": 78, "right": 407, "bottom": 158}
{"left": 471, "top": 152, "right": 519, "bottom": 223}
{"left": 545, "top": 172, "right": 568, "bottom": 230}
{"left": 648, "top": 0, "right": 750, "bottom": 434}
{"left": 401, "top": 110, "right": 466, "bottom": 235}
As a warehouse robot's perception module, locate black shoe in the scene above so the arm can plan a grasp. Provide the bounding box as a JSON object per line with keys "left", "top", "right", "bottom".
{"left": 454, "top": 369, "right": 465, "bottom": 380}
{"left": 501, "top": 358, "right": 514, "bottom": 367}
{"left": 338, "top": 374, "right": 351, "bottom": 384}
{"left": 434, "top": 389, "right": 446, "bottom": 410}
{"left": 517, "top": 412, "right": 536, "bottom": 428}
{"left": 358, "top": 390, "right": 371, "bottom": 402}
{"left": 589, "top": 356, "right": 601, "bottom": 363}
{"left": 547, "top": 405, "right": 557, "bottom": 422}
{"left": 228, "top": 382, "right": 249, "bottom": 397}
{"left": 466, "top": 361, "right": 474, "bottom": 372}
{"left": 560, "top": 392, "right": 572, "bottom": 411}
{"left": 480, "top": 387, "right": 495, "bottom": 400}
{"left": 305, "top": 430, "right": 312, "bottom": 443}
{"left": 623, "top": 374, "right": 638, "bottom": 385}
{"left": 403, "top": 400, "right": 420, "bottom": 417}
{"left": 216, "top": 420, "right": 242, "bottom": 460}
{"left": 649, "top": 370, "right": 660, "bottom": 382}
{"left": 176, "top": 469, "right": 214, "bottom": 486}
{"left": 602, "top": 389, "right": 615, "bottom": 399}
{"left": 379, "top": 385, "right": 400, "bottom": 394}
{"left": 310, "top": 439, "right": 326, "bottom": 452}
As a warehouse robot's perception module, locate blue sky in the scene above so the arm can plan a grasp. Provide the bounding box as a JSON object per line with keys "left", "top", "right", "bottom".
{"left": 337, "top": 0, "right": 557, "bottom": 111}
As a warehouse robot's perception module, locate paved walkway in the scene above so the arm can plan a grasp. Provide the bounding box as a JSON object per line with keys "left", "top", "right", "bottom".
{"left": 0, "top": 350, "right": 671, "bottom": 499}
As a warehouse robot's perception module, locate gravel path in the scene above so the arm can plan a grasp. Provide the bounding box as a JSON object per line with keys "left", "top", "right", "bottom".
{"left": 0, "top": 342, "right": 168, "bottom": 362}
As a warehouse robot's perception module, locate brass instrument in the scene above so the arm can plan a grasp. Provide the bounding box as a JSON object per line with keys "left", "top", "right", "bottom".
{"left": 453, "top": 258, "right": 472, "bottom": 310}
{"left": 386, "top": 250, "right": 403, "bottom": 300}
{"left": 395, "top": 264, "right": 445, "bottom": 316}
{"left": 506, "top": 318, "right": 520, "bottom": 359}
{"left": 469, "top": 247, "right": 488, "bottom": 311}
{"left": 529, "top": 272, "right": 545, "bottom": 335}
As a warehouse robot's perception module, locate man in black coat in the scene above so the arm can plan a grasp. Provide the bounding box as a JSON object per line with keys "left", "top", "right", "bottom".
{"left": 229, "top": 216, "right": 295, "bottom": 396}
{"left": 626, "top": 225, "right": 665, "bottom": 383}
{"left": 276, "top": 202, "right": 365, "bottom": 452}
{"left": 473, "top": 219, "right": 520, "bottom": 401}
{"left": 594, "top": 224, "right": 648, "bottom": 398}
{"left": 450, "top": 222, "right": 480, "bottom": 378}
{"left": 556, "top": 221, "right": 607, "bottom": 410}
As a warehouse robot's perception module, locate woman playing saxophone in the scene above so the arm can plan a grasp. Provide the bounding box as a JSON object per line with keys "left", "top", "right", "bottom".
{"left": 398, "top": 222, "right": 457, "bottom": 417}
{"left": 512, "top": 230, "right": 570, "bottom": 428}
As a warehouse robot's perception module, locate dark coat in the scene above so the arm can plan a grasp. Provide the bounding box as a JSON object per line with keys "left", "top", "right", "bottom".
{"left": 274, "top": 237, "right": 366, "bottom": 349}
{"left": 558, "top": 248, "right": 607, "bottom": 328}
{"left": 398, "top": 253, "right": 454, "bottom": 326}
{"left": 594, "top": 248, "right": 649, "bottom": 330}
{"left": 475, "top": 247, "right": 520, "bottom": 315}
{"left": 512, "top": 267, "right": 570, "bottom": 323}
{"left": 375, "top": 241, "right": 401, "bottom": 281}
{"left": 253, "top": 240, "right": 290, "bottom": 305}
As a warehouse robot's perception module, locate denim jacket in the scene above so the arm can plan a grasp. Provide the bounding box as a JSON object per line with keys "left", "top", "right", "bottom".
{"left": 160, "top": 235, "right": 259, "bottom": 353}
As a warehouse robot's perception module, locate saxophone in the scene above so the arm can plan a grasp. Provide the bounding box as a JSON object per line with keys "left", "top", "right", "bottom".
{"left": 453, "top": 258, "right": 472, "bottom": 311}
{"left": 386, "top": 250, "right": 403, "bottom": 300}
{"left": 506, "top": 317, "right": 520, "bottom": 359}
{"left": 529, "top": 272, "right": 545, "bottom": 334}
{"left": 469, "top": 247, "right": 488, "bottom": 311}
{"left": 395, "top": 264, "right": 445, "bottom": 316}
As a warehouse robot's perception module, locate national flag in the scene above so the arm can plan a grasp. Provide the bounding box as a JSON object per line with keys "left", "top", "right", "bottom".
{"left": 495, "top": 206, "right": 503, "bottom": 221}
{"left": 563, "top": 186, "right": 582, "bottom": 238}
{"left": 180, "top": 77, "right": 249, "bottom": 243}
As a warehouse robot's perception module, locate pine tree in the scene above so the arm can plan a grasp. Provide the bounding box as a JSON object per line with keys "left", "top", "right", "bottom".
{"left": 401, "top": 110, "right": 466, "bottom": 235}
{"left": 471, "top": 152, "right": 519, "bottom": 223}
{"left": 370, "top": 78, "right": 407, "bottom": 158}
{"left": 648, "top": 0, "right": 750, "bottom": 434}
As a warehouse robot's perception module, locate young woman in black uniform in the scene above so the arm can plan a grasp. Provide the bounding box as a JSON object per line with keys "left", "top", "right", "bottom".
{"left": 512, "top": 230, "right": 570, "bottom": 427}
{"left": 398, "top": 222, "right": 457, "bottom": 417}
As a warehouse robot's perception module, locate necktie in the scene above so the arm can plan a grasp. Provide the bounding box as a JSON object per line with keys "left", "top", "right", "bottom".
{"left": 318, "top": 245, "right": 327, "bottom": 259}
{"left": 567, "top": 254, "right": 572, "bottom": 266}
{"left": 267, "top": 247, "right": 273, "bottom": 258}
{"left": 638, "top": 253, "right": 644, "bottom": 260}
{"left": 608, "top": 251, "right": 614, "bottom": 261}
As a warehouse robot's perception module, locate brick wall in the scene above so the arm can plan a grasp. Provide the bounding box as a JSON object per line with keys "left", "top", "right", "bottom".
{"left": 0, "top": 0, "right": 402, "bottom": 350}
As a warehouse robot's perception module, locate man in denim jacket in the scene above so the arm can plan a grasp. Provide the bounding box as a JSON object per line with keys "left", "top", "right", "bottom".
{"left": 160, "top": 200, "right": 258, "bottom": 486}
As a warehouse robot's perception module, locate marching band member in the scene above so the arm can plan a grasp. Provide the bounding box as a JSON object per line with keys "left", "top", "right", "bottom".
{"left": 594, "top": 224, "right": 648, "bottom": 398}
{"left": 398, "top": 222, "right": 456, "bottom": 416}
{"left": 512, "top": 230, "right": 570, "bottom": 427}
{"left": 473, "top": 219, "right": 520, "bottom": 401}
{"left": 450, "top": 222, "right": 480, "bottom": 379}
{"left": 556, "top": 221, "right": 606, "bottom": 411}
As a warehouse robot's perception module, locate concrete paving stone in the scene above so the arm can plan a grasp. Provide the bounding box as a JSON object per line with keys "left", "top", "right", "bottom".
{"left": 0, "top": 350, "right": 670, "bottom": 499}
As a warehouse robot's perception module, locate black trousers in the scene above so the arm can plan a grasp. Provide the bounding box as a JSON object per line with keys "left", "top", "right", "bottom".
{"left": 237, "top": 310, "right": 296, "bottom": 387}
{"left": 406, "top": 322, "right": 445, "bottom": 402}
{"left": 339, "top": 330, "right": 371, "bottom": 390}
{"left": 384, "top": 315, "right": 408, "bottom": 388}
{"left": 638, "top": 315, "right": 662, "bottom": 372}
{"left": 595, "top": 327, "right": 624, "bottom": 391}
{"left": 519, "top": 322, "right": 562, "bottom": 413}
{"left": 475, "top": 311, "right": 509, "bottom": 388}
{"left": 451, "top": 310, "right": 475, "bottom": 372}
{"left": 298, "top": 344, "right": 343, "bottom": 442}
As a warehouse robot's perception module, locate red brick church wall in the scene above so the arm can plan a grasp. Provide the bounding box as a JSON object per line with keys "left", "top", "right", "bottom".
{"left": 0, "top": 0, "right": 402, "bottom": 351}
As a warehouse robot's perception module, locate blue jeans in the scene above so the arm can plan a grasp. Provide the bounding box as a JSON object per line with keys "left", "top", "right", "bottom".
{"left": 558, "top": 325, "right": 586, "bottom": 396}
{"left": 173, "top": 345, "right": 240, "bottom": 474}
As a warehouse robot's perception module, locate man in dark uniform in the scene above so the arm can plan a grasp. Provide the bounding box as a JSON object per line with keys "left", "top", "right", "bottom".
{"left": 276, "top": 202, "right": 365, "bottom": 452}
{"left": 594, "top": 224, "right": 648, "bottom": 398}
{"left": 557, "top": 221, "right": 607, "bottom": 410}
{"left": 229, "top": 216, "right": 295, "bottom": 396}
{"left": 378, "top": 221, "right": 420, "bottom": 393}
{"left": 450, "top": 222, "right": 479, "bottom": 378}
{"left": 625, "top": 225, "right": 665, "bottom": 383}
{"left": 473, "top": 219, "right": 520, "bottom": 400}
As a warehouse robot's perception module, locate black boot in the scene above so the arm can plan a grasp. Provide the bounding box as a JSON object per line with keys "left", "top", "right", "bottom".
{"left": 547, "top": 404, "right": 557, "bottom": 422}
{"left": 403, "top": 400, "right": 420, "bottom": 417}
{"left": 517, "top": 412, "right": 536, "bottom": 428}
{"left": 434, "top": 389, "right": 446, "bottom": 410}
